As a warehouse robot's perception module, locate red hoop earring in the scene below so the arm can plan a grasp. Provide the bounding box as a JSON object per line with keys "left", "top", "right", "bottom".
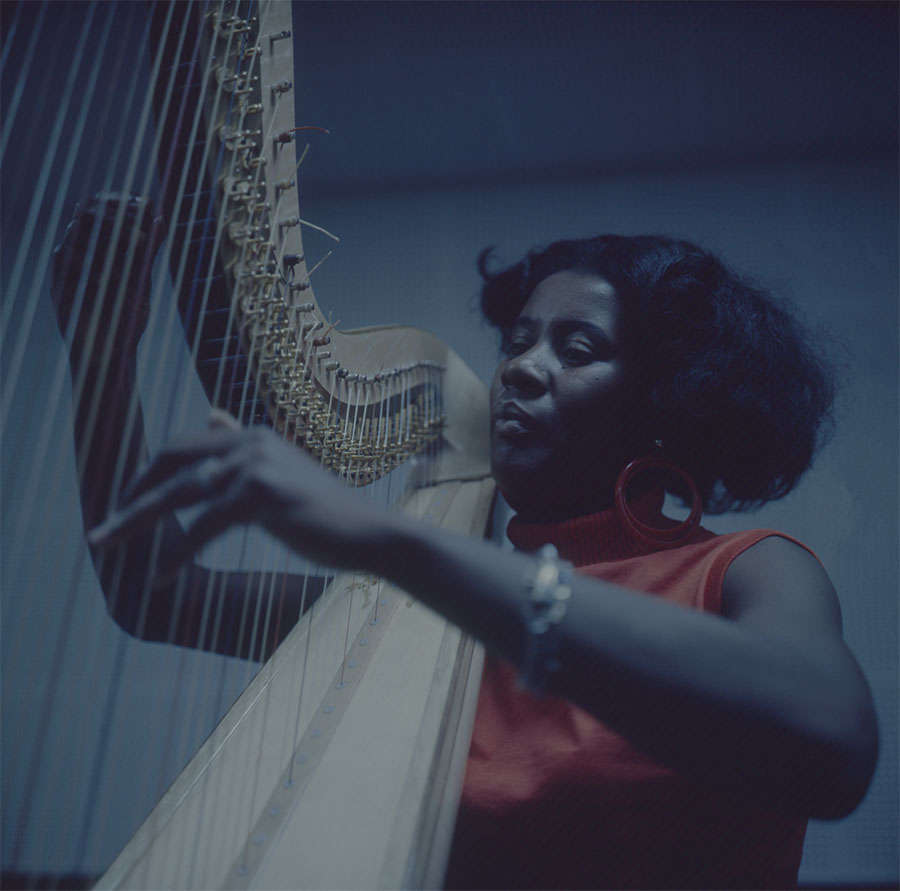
{"left": 614, "top": 456, "right": 702, "bottom": 548}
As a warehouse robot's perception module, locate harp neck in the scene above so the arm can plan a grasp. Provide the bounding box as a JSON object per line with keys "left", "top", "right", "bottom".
{"left": 149, "top": 0, "right": 489, "bottom": 483}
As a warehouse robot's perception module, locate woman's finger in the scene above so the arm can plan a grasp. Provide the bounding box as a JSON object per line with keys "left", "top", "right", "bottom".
{"left": 89, "top": 458, "right": 238, "bottom": 547}
{"left": 207, "top": 408, "right": 242, "bottom": 431}
{"left": 121, "top": 428, "right": 247, "bottom": 503}
{"left": 128, "top": 412, "right": 242, "bottom": 504}
{"left": 166, "top": 486, "right": 256, "bottom": 571}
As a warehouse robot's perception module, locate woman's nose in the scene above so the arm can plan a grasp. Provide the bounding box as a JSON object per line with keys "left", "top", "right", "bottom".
{"left": 500, "top": 346, "right": 550, "bottom": 394}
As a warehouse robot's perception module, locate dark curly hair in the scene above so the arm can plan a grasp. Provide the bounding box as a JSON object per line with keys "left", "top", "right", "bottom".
{"left": 479, "top": 235, "right": 838, "bottom": 514}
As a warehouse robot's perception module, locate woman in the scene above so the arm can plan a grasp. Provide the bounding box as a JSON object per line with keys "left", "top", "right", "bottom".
{"left": 60, "top": 201, "right": 877, "bottom": 889}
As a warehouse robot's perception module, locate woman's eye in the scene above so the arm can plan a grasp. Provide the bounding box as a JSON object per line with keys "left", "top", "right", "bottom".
{"left": 560, "top": 343, "right": 594, "bottom": 363}
{"left": 506, "top": 340, "right": 531, "bottom": 357}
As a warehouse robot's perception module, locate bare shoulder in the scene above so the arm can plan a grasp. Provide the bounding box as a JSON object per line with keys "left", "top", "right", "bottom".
{"left": 721, "top": 534, "right": 844, "bottom": 639}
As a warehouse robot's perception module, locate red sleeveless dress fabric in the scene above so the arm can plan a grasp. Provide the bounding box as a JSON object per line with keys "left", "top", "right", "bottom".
{"left": 445, "top": 492, "right": 808, "bottom": 890}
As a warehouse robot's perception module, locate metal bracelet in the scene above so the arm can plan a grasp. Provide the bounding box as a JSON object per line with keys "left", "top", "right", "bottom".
{"left": 518, "top": 544, "right": 572, "bottom": 696}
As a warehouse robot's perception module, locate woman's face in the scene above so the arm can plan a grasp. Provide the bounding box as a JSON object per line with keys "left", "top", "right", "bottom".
{"left": 490, "top": 270, "right": 646, "bottom": 521}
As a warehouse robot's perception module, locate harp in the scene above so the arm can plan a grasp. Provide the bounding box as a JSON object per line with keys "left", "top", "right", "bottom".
{"left": 0, "top": 2, "right": 493, "bottom": 888}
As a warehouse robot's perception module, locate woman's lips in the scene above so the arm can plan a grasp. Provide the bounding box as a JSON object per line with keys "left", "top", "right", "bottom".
{"left": 492, "top": 401, "right": 541, "bottom": 434}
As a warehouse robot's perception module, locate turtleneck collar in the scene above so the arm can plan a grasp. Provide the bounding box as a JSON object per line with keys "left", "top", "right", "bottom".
{"left": 506, "top": 487, "right": 695, "bottom": 566}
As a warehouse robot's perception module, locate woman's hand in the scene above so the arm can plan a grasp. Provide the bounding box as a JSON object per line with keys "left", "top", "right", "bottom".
{"left": 51, "top": 193, "right": 164, "bottom": 365}
{"left": 88, "top": 410, "right": 383, "bottom": 577}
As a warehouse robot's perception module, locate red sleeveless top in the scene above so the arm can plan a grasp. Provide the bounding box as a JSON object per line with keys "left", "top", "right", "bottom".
{"left": 445, "top": 493, "right": 808, "bottom": 890}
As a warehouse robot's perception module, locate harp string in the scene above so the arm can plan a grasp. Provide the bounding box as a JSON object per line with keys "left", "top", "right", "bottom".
{"left": 110, "top": 0, "right": 265, "bottom": 657}
{"left": 2, "top": 1, "right": 174, "bottom": 877}
{"left": 102, "top": 2, "right": 344, "bottom": 880}
{"left": 159, "top": 8, "right": 258, "bottom": 427}
{"left": 3, "top": 0, "right": 137, "bottom": 831}
{"left": 79, "top": 2, "right": 283, "bottom": 875}
{"left": 53, "top": 1, "right": 255, "bottom": 880}
{"left": 1, "top": 0, "right": 272, "bottom": 880}
{"left": 0, "top": 0, "right": 22, "bottom": 83}
{"left": 1, "top": 0, "right": 139, "bottom": 662}
{"left": 72, "top": 4, "right": 230, "bottom": 872}
{"left": 0, "top": 0, "right": 48, "bottom": 165}
{"left": 166, "top": 0, "right": 307, "bottom": 718}
{"left": 68, "top": 3, "right": 222, "bottom": 873}
{"left": 0, "top": 1, "right": 101, "bottom": 423}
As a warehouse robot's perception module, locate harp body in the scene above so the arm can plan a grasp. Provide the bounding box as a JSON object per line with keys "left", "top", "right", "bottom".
{"left": 1, "top": 1, "right": 493, "bottom": 887}
{"left": 98, "top": 480, "right": 492, "bottom": 890}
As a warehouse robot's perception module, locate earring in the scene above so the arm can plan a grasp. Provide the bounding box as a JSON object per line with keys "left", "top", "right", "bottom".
{"left": 614, "top": 453, "right": 702, "bottom": 548}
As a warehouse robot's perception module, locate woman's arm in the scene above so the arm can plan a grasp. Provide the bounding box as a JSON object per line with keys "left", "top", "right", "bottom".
{"left": 53, "top": 196, "right": 314, "bottom": 660}
{"left": 89, "top": 420, "right": 879, "bottom": 819}
{"left": 372, "top": 508, "right": 877, "bottom": 819}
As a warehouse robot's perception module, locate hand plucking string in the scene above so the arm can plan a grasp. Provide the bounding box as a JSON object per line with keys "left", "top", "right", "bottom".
{"left": 88, "top": 409, "right": 385, "bottom": 577}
